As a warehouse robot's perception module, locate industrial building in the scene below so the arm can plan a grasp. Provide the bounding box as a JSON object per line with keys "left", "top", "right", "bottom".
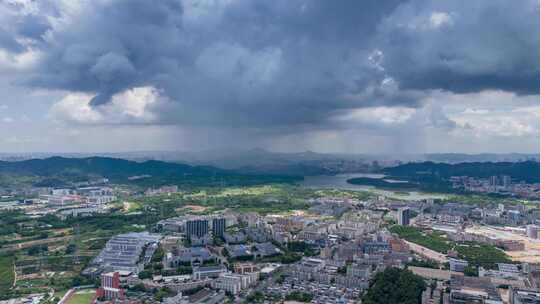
{"left": 90, "top": 232, "right": 161, "bottom": 274}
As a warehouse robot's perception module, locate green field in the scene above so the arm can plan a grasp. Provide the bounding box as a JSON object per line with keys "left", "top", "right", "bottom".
{"left": 135, "top": 184, "right": 373, "bottom": 216}
{"left": 390, "top": 225, "right": 511, "bottom": 269}
{"left": 54, "top": 290, "right": 68, "bottom": 298}
{"left": 390, "top": 226, "right": 452, "bottom": 253}
{"left": 0, "top": 255, "right": 14, "bottom": 294}
{"left": 454, "top": 242, "right": 511, "bottom": 269}
{"left": 66, "top": 291, "right": 95, "bottom": 304}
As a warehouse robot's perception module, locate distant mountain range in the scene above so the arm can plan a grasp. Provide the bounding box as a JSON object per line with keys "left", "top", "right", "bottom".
{"left": 0, "top": 149, "right": 377, "bottom": 176}
{"left": 0, "top": 156, "right": 301, "bottom": 188}
{"left": 384, "top": 161, "right": 540, "bottom": 183}
{"left": 2, "top": 154, "right": 540, "bottom": 190}
{"left": 1, "top": 150, "right": 540, "bottom": 177}
{"left": 2, "top": 149, "right": 539, "bottom": 164}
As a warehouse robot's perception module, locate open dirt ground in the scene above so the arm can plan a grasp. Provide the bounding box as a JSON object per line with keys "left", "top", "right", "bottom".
{"left": 466, "top": 225, "right": 540, "bottom": 263}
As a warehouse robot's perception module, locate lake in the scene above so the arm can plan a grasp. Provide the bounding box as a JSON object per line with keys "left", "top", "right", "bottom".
{"left": 300, "top": 173, "right": 448, "bottom": 201}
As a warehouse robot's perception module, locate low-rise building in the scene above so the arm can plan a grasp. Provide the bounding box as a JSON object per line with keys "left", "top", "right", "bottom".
{"left": 510, "top": 287, "right": 540, "bottom": 304}
{"left": 234, "top": 262, "right": 259, "bottom": 274}
{"left": 90, "top": 232, "right": 161, "bottom": 274}
{"left": 449, "top": 258, "right": 468, "bottom": 273}
{"left": 192, "top": 266, "right": 227, "bottom": 280}
{"left": 164, "top": 247, "right": 215, "bottom": 268}
{"left": 449, "top": 274, "right": 502, "bottom": 304}
{"left": 223, "top": 232, "right": 247, "bottom": 244}
{"left": 211, "top": 272, "right": 258, "bottom": 295}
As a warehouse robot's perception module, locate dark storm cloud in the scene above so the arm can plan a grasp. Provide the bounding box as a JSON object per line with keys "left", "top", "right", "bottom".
{"left": 24, "top": 0, "right": 185, "bottom": 105}
{"left": 377, "top": 0, "right": 540, "bottom": 95}
{"left": 13, "top": 0, "right": 415, "bottom": 128}
{"left": 3, "top": 0, "right": 540, "bottom": 132}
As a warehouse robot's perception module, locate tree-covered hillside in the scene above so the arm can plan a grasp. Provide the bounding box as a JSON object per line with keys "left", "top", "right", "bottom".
{"left": 384, "top": 161, "right": 540, "bottom": 183}
{"left": 0, "top": 157, "right": 302, "bottom": 188}
{"left": 362, "top": 268, "right": 426, "bottom": 304}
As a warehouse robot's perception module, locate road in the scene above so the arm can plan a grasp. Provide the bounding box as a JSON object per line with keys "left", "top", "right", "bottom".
{"left": 404, "top": 240, "right": 448, "bottom": 263}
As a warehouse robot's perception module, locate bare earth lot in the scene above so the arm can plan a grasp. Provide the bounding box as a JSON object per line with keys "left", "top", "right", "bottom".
{"left": 466, "top": 225, "right": 540, "bottom": 263}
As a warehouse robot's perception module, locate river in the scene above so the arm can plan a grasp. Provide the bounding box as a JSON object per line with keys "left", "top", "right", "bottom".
{"left": 300, "top": 173, "right": 448, "bottom": 201}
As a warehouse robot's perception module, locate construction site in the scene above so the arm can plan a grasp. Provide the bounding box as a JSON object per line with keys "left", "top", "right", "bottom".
{"left": 466, "top": 225, "right": 540, "bottom": 263}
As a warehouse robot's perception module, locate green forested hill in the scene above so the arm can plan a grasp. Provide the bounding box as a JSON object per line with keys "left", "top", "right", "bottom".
{"left": 384, "top": 161, "right": 540, "bottom": 183}
{"left": 0, "top": 156, "right": 301, "bottom": 187}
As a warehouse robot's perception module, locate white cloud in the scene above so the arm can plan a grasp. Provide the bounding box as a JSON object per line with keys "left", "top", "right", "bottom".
{"left": 336, "top": 106, "right": 416, "bottom": 125}
{"left": 50, "top": 92, "right": 102, "bottom": 123}
{"left": 429, "top": 12, "right": 453, "bottom": 28}
{"left": 2, "top": 117, "right": 14, "bottom": 123}
{"left": 49, "top": 86, "right": 164, "bottom": 124}
{"left": 0, "top": 49, "right": 41, "bottom": 72}
{"left": 454, "top": 115, "right": 536, "bottom": 137}
{"left": 462, "top": 108, "right": 490, "bottom": 115}
{"left": 105, "top": 86, "right": 160, "bottom": 119}
{"left": 450, "top": 105, "right": 540, "bottom": 137}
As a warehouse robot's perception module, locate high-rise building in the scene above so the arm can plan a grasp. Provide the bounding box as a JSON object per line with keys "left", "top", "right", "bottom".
{"left": 186, "top": 218, "right": 209, "bottom": 238}
{"left": 212, "top": 217, "right": 226, "bottom": 237}
{"left": 502, "top": 175, "right": 512, "bottom": 188}
{"left": 397, "top": 208, "right": 411, "bottom": 226}
{"left": 490, "top": 175, "right": 499, "bottom": 187}
{"left": 508, "top": 210, "right": 521, "bottom": 225}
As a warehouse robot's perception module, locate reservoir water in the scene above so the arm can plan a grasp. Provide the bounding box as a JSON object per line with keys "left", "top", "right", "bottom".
{"left": 300, "top": 173, "right": 448, "bottom": 201}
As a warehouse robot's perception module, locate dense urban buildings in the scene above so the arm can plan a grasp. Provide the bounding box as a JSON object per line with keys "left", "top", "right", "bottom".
{"left": 8, "top": 176, "right": 540, "bottom": 304}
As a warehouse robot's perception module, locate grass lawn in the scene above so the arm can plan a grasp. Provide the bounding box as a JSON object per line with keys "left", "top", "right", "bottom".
{"left": 54, "top": 290, "right": 68, "bottom": 298}
{"left": 390, "top": 225, "right": 452, "bottom": 253}
{"left": 0, "top": 255, "right": 14, "bottom": 293}
{"left": 455, "top": 242, "right": 512, "bottom": 269}
{"left": 391, "top": 225, "right": 512, "bottom": 269}
{"left": 66, "top": 290, "right": 95, "bottom": 304}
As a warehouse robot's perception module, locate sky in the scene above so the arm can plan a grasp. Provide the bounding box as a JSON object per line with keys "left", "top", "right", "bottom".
{"left": 1, "top": 0, "right": 540, "bottom": 154}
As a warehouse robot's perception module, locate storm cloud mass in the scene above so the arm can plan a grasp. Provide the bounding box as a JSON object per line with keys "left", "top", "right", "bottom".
{"left": 2, "top": 0, "right": 540, "bottom": 153}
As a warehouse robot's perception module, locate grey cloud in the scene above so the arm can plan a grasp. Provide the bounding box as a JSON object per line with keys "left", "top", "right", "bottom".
{"left": 15, "top": 0, "right": 412, "bottom": 130}
{"left": 376, "top": 0, "right": 540, "bottom": 94}
{"left": 16, "top": 14, "right": 49, "bottom": 41}
{"left": 0, "top": 1, "right": 52, "bottom": 53}
{"left": 89, "top": 52, "right": 136, "bottom": 106}
{"left": 0, "top": 28, "right": 23, "bottom": 52}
